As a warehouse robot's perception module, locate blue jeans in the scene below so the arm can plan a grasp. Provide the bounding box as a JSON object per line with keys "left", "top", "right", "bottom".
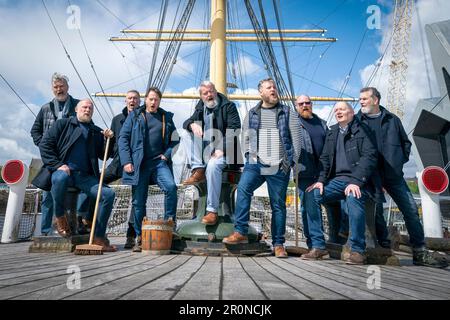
{"left": 51, "top": 170, "right": 115, "bottom": 238}
{"left": 132, "top": 159, "right": 177, "bottom": 236}
{"left": 234, "top": 163, "right": 290, "bottom": 246}
{"left": 75, "top": 192, "right": 94, "bottom": 220}
{"left": 205, "top": 156, "right": 227, "bottom": 212}
{"left": 183, "top": 133, "right": 227, "bottom": 212}
{"left": 40, "top": 191, "right": 53, "bottom": 234}
{"left": 298, "top": 178, "right": 316, "bottom": 249}
{"left": 382, "top": 176, "right": 425, "bottom": 248}
{"left": 42, "top": 190, "right": 91, "bottom": 234}
{"left": 306, "top": 178, "right": 366, "bottom": 253}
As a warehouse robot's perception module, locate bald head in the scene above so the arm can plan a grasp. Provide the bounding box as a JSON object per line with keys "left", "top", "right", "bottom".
{"left": 334, "top": 102, "right": 354, "bottom": 127}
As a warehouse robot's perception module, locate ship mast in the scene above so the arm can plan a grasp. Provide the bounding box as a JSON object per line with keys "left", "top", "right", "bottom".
{"left": 97, "top": 0, "right": 355, "bottom": 102}
{"left": 210, "top": 0, "right": 227, "bottom": 95}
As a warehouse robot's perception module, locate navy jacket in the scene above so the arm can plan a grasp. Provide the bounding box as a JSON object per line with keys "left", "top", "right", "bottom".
{"left": 105, "top": 107, "right": 130, "bottom": 179}
{"left": 356, "top": 106, "right": 411, "bottom": 178}
{"left": 39, "top": 116, "right": 109, "bottom": 178}
{"left": 118, "top": 106, "right": 178, "bottom": 186}
{"left": 318, "top": 118, "right": 378, "bottom": 189}
{"left": 297, "top": 113, "right": 328, "bottom": 179}
{"left": 245, "top": 102, "right": 296, "bottom": 170}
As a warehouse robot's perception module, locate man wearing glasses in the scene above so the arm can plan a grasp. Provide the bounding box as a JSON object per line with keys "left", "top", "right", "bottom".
{"left": 293, "top": 95, "right": 330, "bottom": 260}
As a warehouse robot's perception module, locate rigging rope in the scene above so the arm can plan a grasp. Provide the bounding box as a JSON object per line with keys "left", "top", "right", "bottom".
{"left": 41, "top": 0, "right": 109, "bottom": 128}
{"left": 151, "top": 0, "right": 197, "bottom": 92}
{"left": 272, "top": 0, "right": 296, "bottom": 103}
{"left": 305, "top": 43, "right": 332, "bottom": 93}
{"left": 326, "top": 28, "right": 368, "bottom": 124}
{"left": 67, "top": 0, "right": 115, "bottom": 119}
{"left": 0, "top": 72, "right": 36, "bottom": 117}
{"left": 244, "top": 0, "right": 294, "bottom": 108}
{"left": 147, "top": 0, "right": 169, "bottom": 92}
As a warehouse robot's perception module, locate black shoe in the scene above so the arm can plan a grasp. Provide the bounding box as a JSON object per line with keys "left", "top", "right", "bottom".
{"left": 77, "top": 216, "right": 91, "bottom": 235}
{"left": 378, "top": 240, "right": 391, "bottom": 249}
{"left": 413, "top": 249, "right": 448, "bottom": 268}
{"left": 124, "top": 237, "right": 135, "bottom": 249}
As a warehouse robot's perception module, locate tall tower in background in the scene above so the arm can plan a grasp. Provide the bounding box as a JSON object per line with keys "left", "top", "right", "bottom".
{"left": 386, "top": 0, "right": 414, "bottom": 119}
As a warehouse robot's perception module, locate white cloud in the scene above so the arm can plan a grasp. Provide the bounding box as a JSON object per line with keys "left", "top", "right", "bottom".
{"left": 228, "top": 55, "right": 264, "bottom": 81}
{"left": 0, "top": 1, "right": 208, "bottom": 166}
{"left": 0, "top": 138, "right": 38, "bottom": 163}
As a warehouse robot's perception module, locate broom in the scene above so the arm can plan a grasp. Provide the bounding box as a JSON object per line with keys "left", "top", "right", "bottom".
{"left": 74, "top": 136, "right": 111, "bottom": 255}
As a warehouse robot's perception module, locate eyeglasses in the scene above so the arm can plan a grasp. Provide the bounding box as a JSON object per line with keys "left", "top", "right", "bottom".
{"left": 297, "top": 102, "right": 311, "bottom": 106}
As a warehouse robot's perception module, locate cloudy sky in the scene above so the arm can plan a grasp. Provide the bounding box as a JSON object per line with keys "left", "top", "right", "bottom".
{"left": 0, "top": 0, "right": 449, "bottom": 178}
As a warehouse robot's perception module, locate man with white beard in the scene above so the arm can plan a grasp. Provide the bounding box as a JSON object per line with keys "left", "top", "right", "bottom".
{"left": 182, "top": 81, "right": 241, "bottom": 225}
{"left": 38, "top": 99, "right": 116, "bottom": 252}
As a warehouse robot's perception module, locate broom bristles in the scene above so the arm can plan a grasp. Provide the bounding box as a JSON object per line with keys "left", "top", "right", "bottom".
{"left": 74, "top": 244, "right": 103, "bottom": 255}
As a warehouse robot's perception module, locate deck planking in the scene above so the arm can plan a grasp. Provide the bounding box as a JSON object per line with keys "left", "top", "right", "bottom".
{"left": 0, "top": 238, "right": 448, "bottom": 300}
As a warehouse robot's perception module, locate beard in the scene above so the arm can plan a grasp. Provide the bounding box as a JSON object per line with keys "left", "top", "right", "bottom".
{"left": 55, "top": 93, "right": 68, "bottom": 102}
{"left": 300, "top": 109, "right": 313, "bottom": 119}
{"left": 204, "top": 97, "right": 219, "bottom": 109}
{"left": 77, "top": 114, "right": 92, "bottom": 123}
{"left": 361, "top": 105, "right": 374, "bottom": 114}
{"left": 262, "top": 94, "right": 279, "bottom": 106}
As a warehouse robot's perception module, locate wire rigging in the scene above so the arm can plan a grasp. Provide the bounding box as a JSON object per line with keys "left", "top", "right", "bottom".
{"left": 244, "top": 0, "right": 294, "bottom": 108}
{"left": 150, "top": 0, "right": 197, "bottom": 92}
{"left": 147, "top": 0, "right": 169, "bottom": 91}
{"left": 305, "top": 43, "right": 332, "bottom": 93}
{"left": 272, "top": 0, "right": 295, "bottom": 102}
{"left": 0, "top": 72, "right": 36, "bottom": 117}
{"left": 67, "top": 0, "right": 115, "bottom": 119}
{"left": 326, "top": 29, "right": 368, "bottom": 124}
{"left": 41, "top": 0, "right": 109, "bottom": 128}
{"left": 236, "top": 45, "right": 354, "bottom": 98}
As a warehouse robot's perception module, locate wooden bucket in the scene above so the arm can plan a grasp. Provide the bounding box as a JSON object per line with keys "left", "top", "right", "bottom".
{"left": 141, "top": 218, "right": 174, "bottom": 255}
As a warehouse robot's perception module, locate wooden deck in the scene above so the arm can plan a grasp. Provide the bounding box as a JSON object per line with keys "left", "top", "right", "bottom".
{"left": 0, "top": 238, "right": 449, "bottom": 301}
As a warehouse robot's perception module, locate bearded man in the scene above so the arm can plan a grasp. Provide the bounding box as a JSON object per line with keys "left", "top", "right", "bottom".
{"left": 182, "top": 81, "right": 241, "bottom": 225}
{"left": 38, "top": 99, "right": 117, "bottom": 252}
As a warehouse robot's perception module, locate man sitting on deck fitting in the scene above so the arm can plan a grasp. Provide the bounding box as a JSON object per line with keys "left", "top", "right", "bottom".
{"left": 182, "top": 81, "right": 241, "bottom": 225}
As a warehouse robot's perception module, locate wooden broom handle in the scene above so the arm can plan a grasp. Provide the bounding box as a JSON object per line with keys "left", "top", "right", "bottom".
{"left": 89, "top": 137, "right": 111, "bottom": 245}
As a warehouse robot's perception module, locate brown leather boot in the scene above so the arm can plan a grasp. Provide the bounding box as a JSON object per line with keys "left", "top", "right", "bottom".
{"left": 93, "top": 237, "right": 117, "bottom": 252}
{"left": 222, "top": 232, "right": 248, "bottom": 244}
{"left": 183, "top": 168, "right": 206, "bottom": 185}
{"left": 301, "top": 248, "right": 329, "bottom": 260}
{"left": 55, "top": 215, "right": 71, "bottom": 238}
{"left": 201, "top": 212, "right": 218, "bottom": 225}
{"left": 274, "top": 245, "right": 288, "bottom": 258}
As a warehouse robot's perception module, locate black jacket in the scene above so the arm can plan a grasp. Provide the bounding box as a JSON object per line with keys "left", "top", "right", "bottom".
{"left": 356, "top": 106, "right": 411, "bottom": 178}
{"left": 103, "top": 107, "right": 130, "bottom": 181}
{"left": 30, "top": 95, "right": 79, "bottom": 146}
{"left": 110, "top": 107, "right": 129, "bottom": 159}
{"left": 318, "top": 118, "right": 378, "bottom": 189}
{"left": 182, "top": 92, "right": 241, "bottom": 164}
{"left": 39, "top": 116, "right": 110, "bottom": 178}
